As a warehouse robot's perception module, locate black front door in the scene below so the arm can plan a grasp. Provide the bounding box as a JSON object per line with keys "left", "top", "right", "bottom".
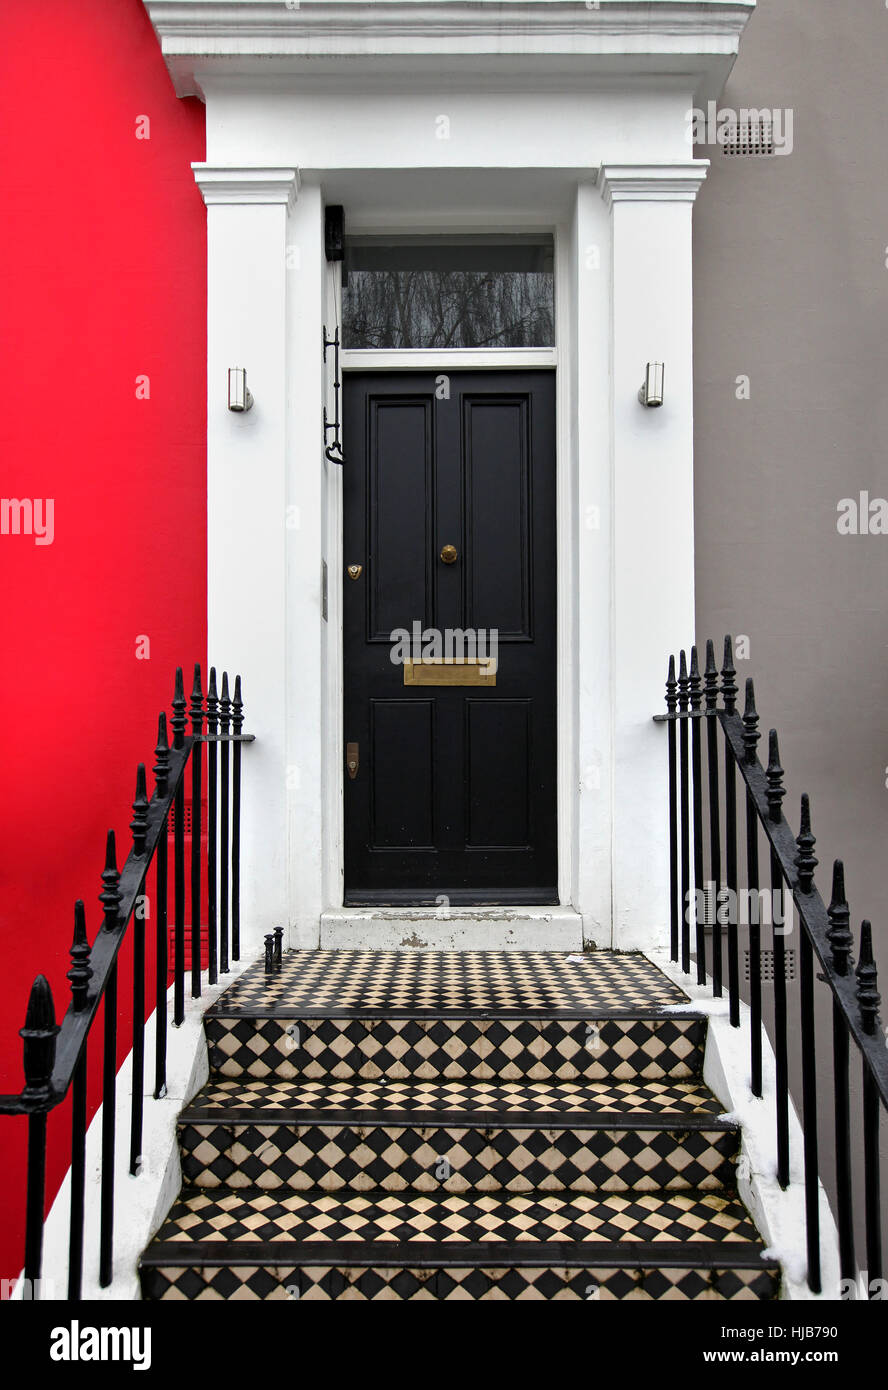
{"left": 343, "top": 370, "right": 557, "bottom": 905}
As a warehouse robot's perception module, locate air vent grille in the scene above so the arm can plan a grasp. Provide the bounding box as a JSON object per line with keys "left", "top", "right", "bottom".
{"left": 723, "top": 119, "right": 775, "bottom": 157}
{"left": 744, "top": 948, "right": 797, "bottom": 983}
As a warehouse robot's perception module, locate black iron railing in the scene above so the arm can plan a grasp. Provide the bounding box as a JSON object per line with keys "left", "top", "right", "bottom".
{"left": 1, "top": 665, "right": 253, "bottom": 1299}
{"left": 658, "top": 637, "right": 886, "bottom": 1296}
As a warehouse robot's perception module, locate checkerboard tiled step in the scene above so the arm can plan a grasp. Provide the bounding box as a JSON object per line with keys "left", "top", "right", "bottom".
{"left": 185, "top": 1076, "right": 726, "bottom": 1118}
{"left": 176, "top": 1078, "right": 740, "bottom": 1194}
{"left": 205, "top": 1014, "right": 707, "bottom": 1082}
{"left": 139, "top": 1189, "right": 780, "bottom": 1301}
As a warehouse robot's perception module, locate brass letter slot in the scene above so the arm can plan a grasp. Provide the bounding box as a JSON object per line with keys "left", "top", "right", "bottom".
{"left": 403, "top": 658, "right": 497, "bottom": 687}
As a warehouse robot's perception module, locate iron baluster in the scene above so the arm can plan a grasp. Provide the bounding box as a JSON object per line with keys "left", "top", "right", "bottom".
{"left": 745, "top": 782, "right": 762, "bottom": 1097}
{"left": 129, "top": 766, "right": 149, "bottom": 1178}
{"left": 98, "top": 829, "right": 122, "bottom": 1288}
{"left": 704, "top": 640, "right": 723, "bottom": 997}
{"left": 21, "top": 976, "right": 58, "bottom": 1295}
{"left": 172, "top": 668, "right": 187, "bottom": 1025}
{"left": 190, "top": 664, "right": 204, "bottom": 998}
{"left": 220, "top": 673, "right": 231, "bottom": 974}
{"left": 690, "top": 647, "right": 705, "bottom": 984}
{"left": 828, "top": 861, "right": 855, "bottom": 1283}
{"left": 721, "top": 640, "right": 740, "bottom": 1027}
{"left": 232, "top": 675, "right": 244, "bottom": 962}
{"left": 665, "top": 656, "right": 679, "bottom": 963}
{"left": 153, "top": 715, "right": 170, "bottom": 1098}
{"left": 206, "top": 669, "right": 219, "bottom": 986}
{"left": 795, "top": 794, "right": 821, "bottom": 1294}
{"left": 857, "top": 921, "right": 882, "bottom": 1292}
{"left": 765, "top": 729, "right": 789, "bottom": 1188}
{"left": 67, "top": 900, "right": 91, "bottom": 1295}
{"left": 678, "top": 651, "right": 691, "bottom": 975}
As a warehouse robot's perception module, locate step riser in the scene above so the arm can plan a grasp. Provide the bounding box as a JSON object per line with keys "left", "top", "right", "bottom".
{"left": 205, "top": 1016, "right": 706, "bottom": 1083}
{"left": 178, "top": 1120, "right": 738, "bottom": 1194}
{"left": 141, "top": 1263, "right": 778, "bottom": 1302}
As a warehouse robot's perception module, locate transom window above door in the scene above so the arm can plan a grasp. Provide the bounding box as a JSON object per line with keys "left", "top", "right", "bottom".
{"left": 341, "top": 234, "right": 555, "bottom": 350}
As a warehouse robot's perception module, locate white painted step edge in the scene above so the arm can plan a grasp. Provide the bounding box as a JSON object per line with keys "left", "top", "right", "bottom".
{"left": 320, "top": 906, "right": 583, "bottom": 952}
{"left": 646, "top": 949, "right": 842, "bottom": 1302}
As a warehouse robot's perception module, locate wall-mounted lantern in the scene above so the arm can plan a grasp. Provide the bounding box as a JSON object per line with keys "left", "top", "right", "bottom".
{"left": 228, "top": 367, "right": 253, "bottom": 413}
{"left": 638, "top": 362, "right": 664, "bottom": 408}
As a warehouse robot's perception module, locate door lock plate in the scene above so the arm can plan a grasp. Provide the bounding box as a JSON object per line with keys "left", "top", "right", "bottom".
{"left": 346, "top": 741, "right": 360, "bottom": 779}
{"left": 347, "top": 564, "right": 363, "bottom": 581}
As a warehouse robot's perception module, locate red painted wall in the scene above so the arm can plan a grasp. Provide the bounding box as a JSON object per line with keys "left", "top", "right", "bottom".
{"left": 0, "top": 1, "right": 206, "bottom": 1283}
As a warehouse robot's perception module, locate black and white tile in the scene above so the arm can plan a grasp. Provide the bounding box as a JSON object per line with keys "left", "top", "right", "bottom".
{"left": 208, "top": 949, "right": 689, "bottom": 1017}
{"left": 178, "top": 1117, "right": 739, "bottom": 1193}
{"left": 205, "top": 1015, "right": 707, "bottom": 1083}
{"left": 184, "top": 1077, "right": 724, "bottom": 1120}
{"left": 151, "top": 1186, "right": 763, "bottom": 1246}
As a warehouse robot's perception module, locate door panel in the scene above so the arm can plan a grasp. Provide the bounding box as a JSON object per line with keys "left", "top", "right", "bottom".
{"left": 464, "top": 396, "right": 532, "bottom": 639}
{"left": 343, "top": 370, "right": 556, "bottom": 905}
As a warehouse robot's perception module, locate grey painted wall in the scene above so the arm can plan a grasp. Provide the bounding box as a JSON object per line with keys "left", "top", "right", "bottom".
{"left": 693, "top": 0, "right": 888, "bottom": 1278}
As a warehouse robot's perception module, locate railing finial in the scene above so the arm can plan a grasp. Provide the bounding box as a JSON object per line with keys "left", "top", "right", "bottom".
{"left": 154, "top": 713, "right": 171, "bottom": 798}
{"left": 20, "top": 976, "right": 59, "bottom": 1100}
{"left": 689, "top": 645, "right": 702, "bottom": 712}
{"left": 703, "top": 639, "right": 719, "bottom": 713}
{"left": 742, "top": 677, "right": 760, "bottom": 764}
{"left": 766, "top": 729, "right": 785, "bottom": 823}
{"left": 665, "top": 655, "right": 677, "bottom": 714}
{"left": 233, "top": 674, "right": 244, "bottom": 732}
{"left": 99, "top": 830, "right": 122, "bottom": 933}
{"left": 827, "top": 859, "right": 854, "bottom": 977}
{"left": 130, "top": 763, "right": 149, "bottom": 857}
{"left": 190, "top": 663, "right": 204, "bottom": 737}
{"left": 795, "top": 793, "right": 818, "bottom": 893}
{"left": 68, "top": 901, "right": 93, "bottom": 1013}
{"left": 856, "top": 920, "right": 881, "bottom": 1036}
{"left": 677, "top": 650, "right": 689, "bottom": 713}
{"left": 207, "top": 666, "right": 219, "bottom": 733}
{"left": 721, "top": 635, "right": 738, "bottom": 715}
{"left": 171, "top": 667, "right": 187, "bottom": 750}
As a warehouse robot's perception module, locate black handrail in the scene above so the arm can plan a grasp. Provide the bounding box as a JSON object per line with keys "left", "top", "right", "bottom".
{"left": 2, "top": 664, "right": 253, "bottom": 1299}
{"left": 658, "top": 636, "right": 886, "bottom": 1297}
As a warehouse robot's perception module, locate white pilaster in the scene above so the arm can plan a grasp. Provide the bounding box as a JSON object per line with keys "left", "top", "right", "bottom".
{"left": 193, "top": 164, "right": 299, "bottom": 957}
{"left": 571, "top": 184, "right": 614, "bottom": 947}
{"left": 598, "top": 162, "right": 709, "bottom": 951}
{"left": 285, "top": 186, "right": 326, "bottom": 948}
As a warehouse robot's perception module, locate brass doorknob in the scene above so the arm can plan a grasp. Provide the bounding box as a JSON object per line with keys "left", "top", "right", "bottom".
{"left": 440, "top": 544, "right": 458, "bottom": 565}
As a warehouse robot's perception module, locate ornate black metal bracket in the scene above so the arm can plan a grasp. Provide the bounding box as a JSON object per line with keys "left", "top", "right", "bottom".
{"left": 323, "top": 325, "right": 344, "bottom": 466}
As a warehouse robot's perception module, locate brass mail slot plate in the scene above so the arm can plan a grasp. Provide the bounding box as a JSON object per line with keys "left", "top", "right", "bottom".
{"left": 403, "top": 658, "right": 497, "bottom": 687}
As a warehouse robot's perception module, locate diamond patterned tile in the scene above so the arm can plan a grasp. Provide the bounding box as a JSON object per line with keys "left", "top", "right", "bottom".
{"left": 205, "top": 1015, "right": 706, "bottom": 1083}
{"left": 141, "top": 1259, "right": 778, "bottom": 1301}
{"left": 184, "top": 1077, "right": 724, "bottom": 1120}
{"left": 207, "top": 950, "right": 688, "bottom": 1017}
{"left": 152, "top": 1187, "right": 763, "bottom": 1246}
{"left": 138, "top": 947, "right": 780, "bottom": 1301}
{"left": 178, "top": 1116, "right": 739, "bottom": 1193}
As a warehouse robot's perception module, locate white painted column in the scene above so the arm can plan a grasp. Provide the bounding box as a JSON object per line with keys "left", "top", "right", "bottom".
{"left": 285, "top": 185, "right": 326, "bottom": 948}
{"left": 193, "top": 165, "right": 299, "bottom": 959}
{"left": 570, "top": 184, "right": 615, "bottom": 948}
{"left": 598, "top": 163, "right": 708, "bottom": 951}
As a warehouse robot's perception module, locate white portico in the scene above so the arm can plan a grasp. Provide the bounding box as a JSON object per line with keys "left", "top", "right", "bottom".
{"left": 145, "top": 0, "right": 754, "bottom": 955}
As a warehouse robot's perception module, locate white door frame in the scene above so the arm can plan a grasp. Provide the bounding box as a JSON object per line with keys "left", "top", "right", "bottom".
{"left": 321, "top": 220, "right": 578, "bottom": 938}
